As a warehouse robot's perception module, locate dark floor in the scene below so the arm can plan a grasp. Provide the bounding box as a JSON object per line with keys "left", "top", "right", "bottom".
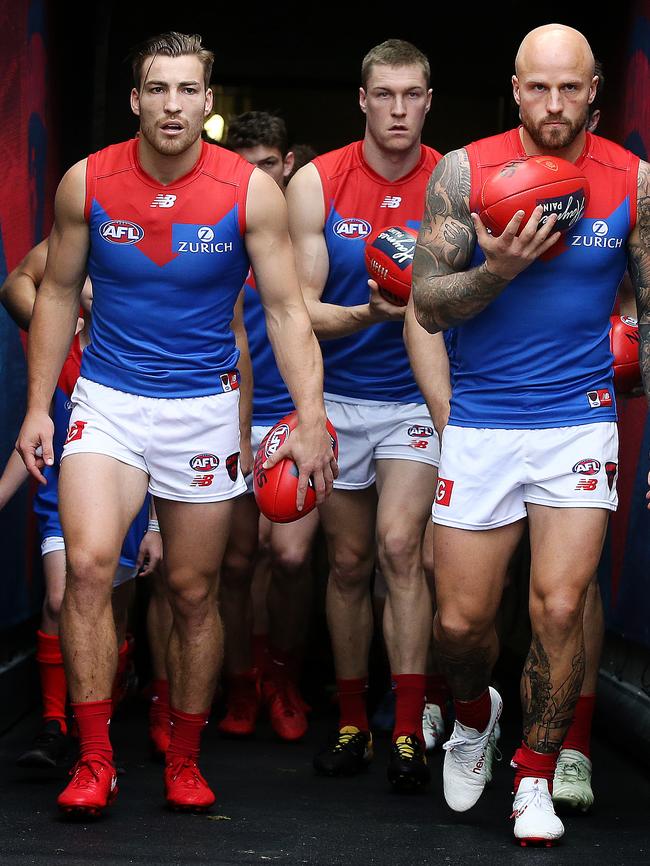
{"left": 0, "top": 691, "right": 648, "bottom": 866}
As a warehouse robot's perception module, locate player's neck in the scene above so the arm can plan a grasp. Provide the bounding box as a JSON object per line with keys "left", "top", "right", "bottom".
{"left": 518, "top": 126, "right": 587, "bottom": 164}
{"left": 136, "top": 136, "right": 203, "bottom": 186}
{"left": 362, "top": 136, "right": 422, "bottom": 182}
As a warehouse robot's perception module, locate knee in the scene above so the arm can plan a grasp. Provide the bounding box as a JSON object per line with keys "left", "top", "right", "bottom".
{"left": 531, "top": 591, "right": 585, "bottom": 637}
{"left": 65, "top": 547, "right": 115, "bottom": 599}
{"left": 167, "top": 569, "right": 217, "bottom": 619}
{"left": 220, "top": 546, "right": 255, "bottom": 592}
{"left": 328, "top": 547, "right": 373, "bottom": 592}
{"left": 43, "top": 586, "right": 64, "bottom": 623}
{"left": 378, "top": 524, "right": 421, "bottom": 572}
{"left": 270, "top": 542, "right": 311, "bottom": 580}
{"left": 436, "top": 608, "right": 491, "bottom": 649}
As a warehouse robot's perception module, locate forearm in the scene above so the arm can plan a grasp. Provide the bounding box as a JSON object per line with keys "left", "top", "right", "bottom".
{"left": 305, "top": 296, "right": 377, "bottom": 340}
{"left": 0, "top": 272, "right": 36, "bottom": 331}
{"left": 0, "top": 450, "right": 30, "bottom": 509}
{"left": 27, "top": 290, "right": 79, "bottom": 411}
{"left": 413, "top": 261, "right": 508, "bottom": 332}
{"left": 404, "top": 310, "right": 451, "bottom": 424}
{"left": 638, "top": 324, "right": 650, "bottom": 405}
{"left": 267, "top": 306, "right": 326, "bottom": 423}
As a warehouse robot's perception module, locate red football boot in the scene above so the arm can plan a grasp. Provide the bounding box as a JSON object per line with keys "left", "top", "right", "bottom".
{"left": 164, "top": 758, "right": 216, "bottom": 811}
{"left": 57, "top": 754, "right": 118, "bottom": 817}
{"left": 217, "top": 669, "right": 260, "bottom": 737}
{"left": 265, "top": 677, "right": 308, "bottom": 742}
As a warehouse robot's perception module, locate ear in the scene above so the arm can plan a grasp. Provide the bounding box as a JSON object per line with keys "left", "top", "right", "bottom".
{"left": 587, "top": 75, "right": 598, "bottom": 105}
{"left": 425, "top": 88, "right": 432, "bottom": 114}
{"left": 359, "top": 87, "right": 367, "bottom": 115}
{"left": 130, "top": 88, "right": 141, "bottom": 117}
{"left": 204, "top": 87, "right": 214, "bottom": 116}
{"left": 283, "top": 151, "right": 295, "bottom": 181}
{"left": 512, "top": 75, "right": 521, "bottom": 106}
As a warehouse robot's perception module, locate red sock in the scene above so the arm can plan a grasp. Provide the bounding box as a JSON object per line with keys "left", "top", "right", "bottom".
{"left": 150, "top": 679, "right": 170, "bottom": 729}
{"left": 562, "top": 694, "right": 596, "bottom": 758}
{"left": 393, "top": 673, "right": 426, "bottom": 743}
{"left": 111, "top": 639, "right": 130, "bottom": 713}
{"left": 512, "top": 741, "right": 558, "bottom": 793}
{"left": 337, "top": 678, "right": 368, "bottom": 731}
{"left": 425, "top": 673, "right": 451, "bottom": 709}
{"left": 36, "top": 631, "right": 68, "bottom": 735}
{"left": 167, "top": 706, "right": 210, "bottom": 761}
{"left": 251, "top": 634, "right": 269, "bottom": 672}
{"left": 71, "top": 699, "right": 113, "bottom": 761}
{"left": 454, "top": 689, "right": 492, "bottom": 732}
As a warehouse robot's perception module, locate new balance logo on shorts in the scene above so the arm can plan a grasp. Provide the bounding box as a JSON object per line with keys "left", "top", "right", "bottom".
{"left": 191, "top": 474, "right": 214, "bottom": 487}
{"left": 435, "top": 478, "right": 454, "bottom": 506}
{"left": 575, "top": 478, "right": 598, "bottom": 491}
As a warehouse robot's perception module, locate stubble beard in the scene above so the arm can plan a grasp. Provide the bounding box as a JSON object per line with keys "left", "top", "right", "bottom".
{"left": 140, "top": 117, "right": 203, "bottom": 157}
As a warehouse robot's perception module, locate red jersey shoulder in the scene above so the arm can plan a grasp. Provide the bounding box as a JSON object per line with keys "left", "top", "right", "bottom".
{"left": 422, "top": 144, "right": 443, "bottom": 171}
{"left": 313, "top": 142, "right": 362, "bottom": 183}
{"left": 466, "top": 129, "right": 521, "bottom": 170}
{"left": 201, "top": 143, "right": 256, "bottom": 189}
{"left": 585, "top": 133, "right": 639, "bottom": 173}
{"left": 88, "top": 139, "right": 134, "bottom": 178}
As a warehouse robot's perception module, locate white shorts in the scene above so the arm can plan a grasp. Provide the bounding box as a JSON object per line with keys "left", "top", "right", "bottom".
{"left": 324, "top": 396, "right": 440, "bottom": 490}
{"left": 40, "top": 536, "right": 137, "bottom": 588}
{"left": 245, "top": 424, "right": 273, "bottom": 494}
{"left": 62, "top": 377, "right": 246, "bottom": 503}
{"left": 433, "top": 422, "right": 619, "bottom": 530}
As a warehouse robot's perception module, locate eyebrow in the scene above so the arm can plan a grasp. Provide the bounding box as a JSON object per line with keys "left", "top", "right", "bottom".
{"left": 144, "top": 79, "right": 201, "bottom": 87}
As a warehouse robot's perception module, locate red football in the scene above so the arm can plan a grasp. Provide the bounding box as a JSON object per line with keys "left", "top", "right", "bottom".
{"left": 610, "top": 314, "right": 641, "bottom": 394}
{"left": 253, "top": 411, "right": 338, "bottom": 523}
{"left": 480, "top": 156, "right": 589, "bottom": 236}
{"left": 364, "top": 224, "right": 418, "bottom": 306}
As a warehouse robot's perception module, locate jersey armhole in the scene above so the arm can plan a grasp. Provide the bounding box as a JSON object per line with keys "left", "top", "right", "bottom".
{"left": 465, "top": 144, "right": 481, "bottom": 214}
{"left": 312, "top": 160, "right": 332, "bottom": 221}
{"left": 628, "top": 153, "right": 640, "bottom": 231}
{"left": 237, "top": 162, "right": 256, "bottom": 236}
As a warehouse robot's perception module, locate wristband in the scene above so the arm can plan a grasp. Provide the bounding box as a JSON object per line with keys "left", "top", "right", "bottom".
{"left": 147, "top": 519, "right": 160, "bottom": 533}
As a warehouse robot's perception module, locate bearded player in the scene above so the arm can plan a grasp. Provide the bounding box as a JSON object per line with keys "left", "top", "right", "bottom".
{"left": 410, "top": 23, "right": 650, "bottom": 843}
{"left": 288, "top": 39, "right": 449, "bottom": 791}
{"left": 16, "top": 31, "right": 335, "bottom": 817}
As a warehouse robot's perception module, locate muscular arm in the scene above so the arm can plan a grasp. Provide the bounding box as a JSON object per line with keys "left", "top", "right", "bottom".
{"left": 244, "top": 168, "right": 335, "bottom": 503}
{"left": 0, "top": 239, "right": 48, "bottom": 330}
{"left": 629, "top": 160, "right": 650, "bottom": 402}
{"left": 286, "top": 163, "right": 403, "bottom": 339}
{"left": 16, "top": 159, "right": 89, "bottom": 479}
{"left": 412, "top": 149, "right": 560, "bottom": 333}
{"left": 403, "top": 295, "right": 451, "bottom": 436}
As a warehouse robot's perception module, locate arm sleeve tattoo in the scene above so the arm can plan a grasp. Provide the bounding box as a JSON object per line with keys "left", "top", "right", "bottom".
{"left": 412, "top": 148, "right": 509, "bottom": 333}
{"left": 628, "top": 161, "right": 650, "bottom": 405}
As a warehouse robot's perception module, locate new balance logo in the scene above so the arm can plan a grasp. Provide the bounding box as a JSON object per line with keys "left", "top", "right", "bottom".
{"left": 575, "top": 478, "right": 598, "bottom": 491}
{"left": 150, "top": 194, "right": 177, "bottom": 208}
{"left": 191, "top": 474, "right": 214, "bottom": 487}
{"left": 380, "top": 196, "right": 402, "bottom": 209}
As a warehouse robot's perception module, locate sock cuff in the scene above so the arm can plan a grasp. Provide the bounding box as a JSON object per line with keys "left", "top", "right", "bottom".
{"left": 36, "top": 630, "right": 63, "bottom": 664}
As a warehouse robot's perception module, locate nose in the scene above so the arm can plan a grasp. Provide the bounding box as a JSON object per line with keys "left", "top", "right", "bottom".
{"left": 164, "top": 89, "right": 181, "bottom": 114}
{"left": 391, "top": 95, "right": 407, "bottom": 117}
{"left": 546, "top": 88, "right": 563, "bottom": 114}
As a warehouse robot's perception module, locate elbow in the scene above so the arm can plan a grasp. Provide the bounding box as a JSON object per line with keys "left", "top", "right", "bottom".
{"left": 412, "top": 288, "right": 441, "bottom": 335}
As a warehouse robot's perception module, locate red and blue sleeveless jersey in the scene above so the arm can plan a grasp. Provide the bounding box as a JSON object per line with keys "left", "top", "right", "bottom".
{"left": 313, "top": 141, "right": 442, "bottom": 403}
{"left": 81, "top": 139, "right": 254, "bottom": 398}
{"left": 34, "top": 335, "right": 149, "bottom": 567}
{"left": 242, "top": 271, "right": 293, "bottom": 426}
{"left": 448, "top": 128, "right": 638, "bottom": 428}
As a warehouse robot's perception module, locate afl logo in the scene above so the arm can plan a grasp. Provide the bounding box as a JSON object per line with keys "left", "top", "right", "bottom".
{"left": 190, "top": 453, "right": 220, "bottom": 472}
{"left": 264, "top": 423, "right": 290, "bottom": 457}
{"left": 538, "top": 158, "right": 559, "bottom": 172}
{"left": 408, "top": 425, "right": 434, "bottom": 438}
{"left": 620, "top": 315, "right": 638, "bottom": 327}
{"left": 592, "top": 221, "right": 608, "bottom": 237}
{"left": 333, "top": 218, "right": 372, "bottom": 239}
{"left": 99, "top": 220, "right": 144, "bottom": 244}
{"left": 197, "top": 226, "right": 215, "bottom": 242}
{"left": 572, "top": 458, "right": 601, "bottom": 475}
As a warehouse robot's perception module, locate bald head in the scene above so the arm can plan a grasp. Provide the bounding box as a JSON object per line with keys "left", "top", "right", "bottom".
{"left": 515, "top": 24, "right": 595, "bottom": 78}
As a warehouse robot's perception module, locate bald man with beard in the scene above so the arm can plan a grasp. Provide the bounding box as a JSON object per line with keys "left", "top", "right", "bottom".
{"left": 406, "top": 23, "right": 650, "bottom": 844}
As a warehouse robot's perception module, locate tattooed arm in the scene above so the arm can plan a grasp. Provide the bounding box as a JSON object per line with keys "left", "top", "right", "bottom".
{"left": 627, "top": 160, "right": 650, "bottom": 508}
{"left": 412, "top": 148, "right": 561, "bottom": 333}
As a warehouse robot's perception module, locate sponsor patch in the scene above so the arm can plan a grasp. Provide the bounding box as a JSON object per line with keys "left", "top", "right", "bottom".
{"left": 586, "top": 389, "right": 613, "bottom": 409}
{"left": 407, "top": 425, "right": 434, "bottom": 438}
{"left": 220, "top": 371, "right": 239, "bottom": 392}
{"left": 65, "top": 420, "right": 87, "bottom": 444}
{"left": 605, "top": 461, "right": 618, "bottom": 491}
{"left": 575, "top": 478, "right": 598, "bottom": 491}
{"left": 190, "top": 474, "right": 214, "bottom": 487}
{"left": 435, "top": 477, "right": 454, "bottom": 507}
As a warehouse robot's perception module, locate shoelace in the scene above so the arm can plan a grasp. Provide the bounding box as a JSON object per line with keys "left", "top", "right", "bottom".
{"left": 510, "top": 781, "right": 546, "bottom": 820}
{"left": 168, "top": 758, "right": 203, "bottom": 785}
{"left": 333, "top": 730, "right": 361, "bottom": 752}
{"left": 556, "top": 758, "right": 588, "bottom": 781}
{"left": 70, "top": 758, "right": 105, "bottom": 787}
{"left": 394, "top": 737, "right": 418, "bottom": 760}
{"left": 443, "top": 728, "right": 488, "bottom": 764}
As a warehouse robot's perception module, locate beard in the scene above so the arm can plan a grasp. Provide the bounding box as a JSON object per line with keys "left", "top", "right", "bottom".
{"left": 521, "top": 105, "right": 590, "bottom": 151}
{"left": 139, "top": 116, "right": 203, "bottom": 157}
